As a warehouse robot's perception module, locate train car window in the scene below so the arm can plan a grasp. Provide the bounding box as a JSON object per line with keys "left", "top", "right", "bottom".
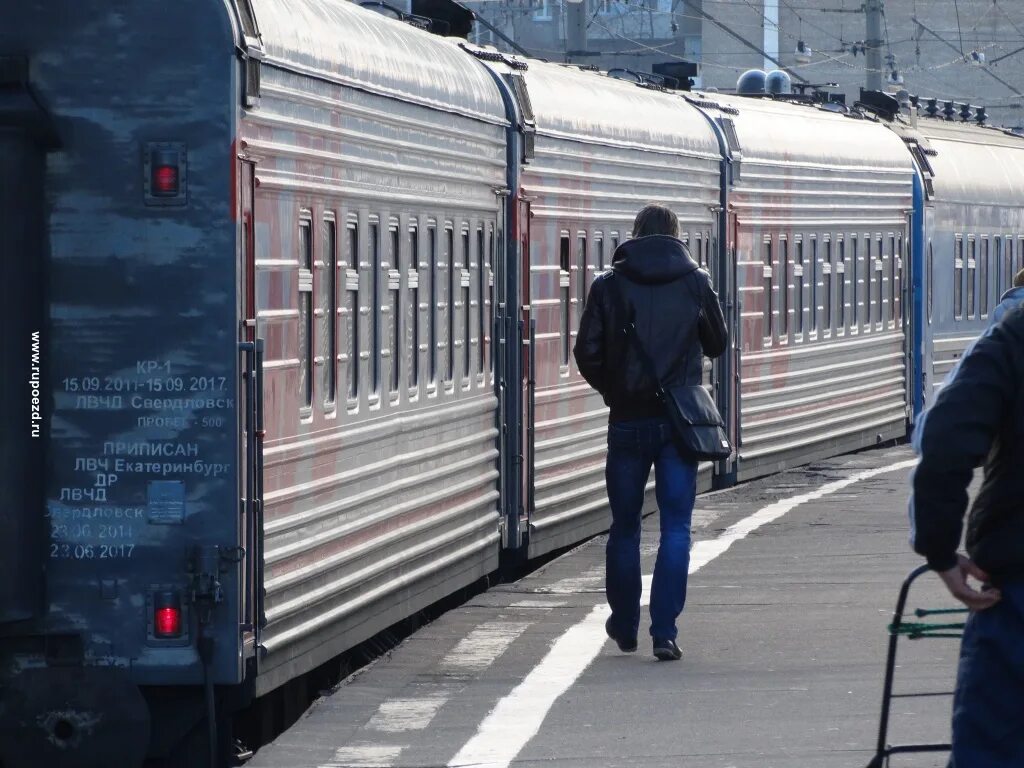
{"left": 809, "top": 237, "right": 817, "bottom": 333}
{"left": 487, "top": 225, "right": 495, "bottom": 375}
{"left": 849, "top": 236, "right": 859, "bottom": 331}
{"left": 426, "top": 224, "right": 438, "bottom": 387}
{"left": 478, "top": 226, "right": 486, "bottom": 376}
{"left": 390, "top": 225, "right": 402, "bottom": 396}
{"left": 954, "top": 236, "right": 964, "bottom": 320}
{"left": 763, "top": 238, "right": 773, "bottom": 343}
{"left": 794, "top": 238, "right": 804, "bottom": 336}
{"left": 594, "top": 237, "right": 604, "bottom": 285}
{"left": 610, "top": 235, "right": 619, "bottom": 265}
{"left": 1017, "top": 237, "right": 1024, "bottom": 273}
{"left": 577, "top": 234, "right": 588, "bottom": 310}
{"left": 446, "top": 225, "right": 455, "bottom": 384}
{"left": 322, "top": 217, "right": 337, "bottom": 407}
{"left": 895, "top": 234, "right": 903, "bottom": 326}
{"left": 980, "top": 237, "right": 990, "bottom": 317}
{"left": 837, "top": 238, "right": 846, "bottom": 332}
{"left": 927, "top": 241, "right": 934, "bottom": 324}
{"left": 780, "top": 238, "right": 789, "bottom": 338}
{"left": 346, "top": 222, "right": 360, "bottom": 403}
{"left": 462, "top": 228, "right": 471, "bottom": 384}
{"left": 370, "top": 221, "right": 382, "bottom": 396}
{"left": 876, "top": 236, "right": 884, "bottom": 326}
{"left": 561, "top": 234, "right": 571, "bottom": 367}
{"left": 967, "top": 238, "right": 976, "bottom": 319}
{"left": 995, "top": 237, "right": 1003, "bottom": 296}
{"left": 864, "top": 237, "right": 874, "bottom": 328}
{"left": 408, "top": 225, "right": 420, "bottom": 392}
{"left": 299, "top": 218, "right": 314, "bottom": 411}
{"left": 890, "top": 235, "right": 898, "bottom": 324}
{"left": 821, "top": 238, "right": 831, "bottom": 332}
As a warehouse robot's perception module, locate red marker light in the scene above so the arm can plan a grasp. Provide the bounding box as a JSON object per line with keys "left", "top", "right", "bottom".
{"left": 148, "top": 146, "right": 183, "bottom": 199}
{"left": 152, "top": 164, "right": 179, "bottom": 196}
{"left": 154, "top": 591, "right": 183, "bottom": 638}
{"left": 155, "top": 606, "right": 181, "bottom": 636}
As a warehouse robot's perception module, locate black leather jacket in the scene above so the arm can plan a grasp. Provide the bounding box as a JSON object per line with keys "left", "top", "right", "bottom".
{"left": 912, "top": 305, "right": 1024, "bottom": 578}
{"left": 573, "top": 235, "right": 728, "bottom": 422}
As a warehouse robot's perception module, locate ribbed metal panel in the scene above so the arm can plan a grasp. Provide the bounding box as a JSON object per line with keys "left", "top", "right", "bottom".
{"left": 707, "top": 94, "right": 915, "bottom": 480}
{"left": 241, "top": 23, "right": 507, "bottom": 693}
{"left": 739, "top": 332, "right": 907, "bottom": 477}
{"left": 513, "top": 65, "right": 722, "bottom": 558}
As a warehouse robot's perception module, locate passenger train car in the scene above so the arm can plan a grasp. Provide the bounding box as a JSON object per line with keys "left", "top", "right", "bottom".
{"left": 3, "top": 0, "right": 1024, "bottom": 765}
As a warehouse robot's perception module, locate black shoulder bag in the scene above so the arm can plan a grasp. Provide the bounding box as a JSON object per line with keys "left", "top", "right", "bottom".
{"left": 610, "top": 274, "right": 732, "bottom": 462}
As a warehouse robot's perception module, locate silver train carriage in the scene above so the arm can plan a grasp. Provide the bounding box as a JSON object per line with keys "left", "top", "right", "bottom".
{"left": 5, "top": 0, "right": 1023, "bottom": 765}
{"left": 896, "top": 116, "right": 1024, "bottom": 412}
{"left": 1, "top": 0, "right": 512, "bottom": 764}
{"left": 694, "top": 94, "right": 917, "bottom": 479}
{"left": 465, "top": 49, "right": 724, "bottom": 558}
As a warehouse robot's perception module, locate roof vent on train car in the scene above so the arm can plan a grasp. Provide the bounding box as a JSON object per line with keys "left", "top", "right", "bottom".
{"left": 943, "top": 100, "right": 957, "bottom": 120}
{"left": 607, "top": 68, "right": 644, "bottom": 84}
{"left": 959, "top": 103, "right": 975, "bottom": 122}
{"left": 736, "top": 69, "right": 766, "bottom": 95}
{"left": 765, "top": 70, "right": 791, "bottom": 95}
{"left": 410, "top": 0, "right": 475, "bottom": 37}
{"left": 975, "top": 106, "right": 988, "bottom": 125}
{"left": 924, "top": 97, "right": 939, "bottom": 118}
{"left": 857, "top": 89, "right": 899, "bottom": 120}
{"left": 653, "top": 61, "right": 698, "bottom": 91}
{"left": 360, "top": 2, "right": 433, "bottom": 30}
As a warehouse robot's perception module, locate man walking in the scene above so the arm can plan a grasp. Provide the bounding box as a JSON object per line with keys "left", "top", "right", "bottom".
{"left": 574, "top": 204, "right": 727, "bottom": 661}
{"left": 910, "top": 305, "right": 1024, "bottom": 766}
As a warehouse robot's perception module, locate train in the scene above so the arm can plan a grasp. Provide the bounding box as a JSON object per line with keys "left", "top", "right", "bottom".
{"left": 3, "top": 0, "right": 1023, "bottom": 765}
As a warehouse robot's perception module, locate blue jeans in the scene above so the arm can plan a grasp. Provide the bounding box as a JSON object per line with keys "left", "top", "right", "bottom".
{"left": 948, "top": 580, "right": 1024, "bottom": 767}
{"left": 605, "top": 418, "right": 698, "bottom": 642}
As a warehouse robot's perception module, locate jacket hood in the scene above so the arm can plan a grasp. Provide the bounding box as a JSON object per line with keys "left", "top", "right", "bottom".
{"left": 998, "top": 286, "right": 1024, "bottom": 304}
{"left": 610, "top": 235, "right": 700, "bottom": 285}
{"left": 993, "top": 286, "right": 1024, "bottom": 324}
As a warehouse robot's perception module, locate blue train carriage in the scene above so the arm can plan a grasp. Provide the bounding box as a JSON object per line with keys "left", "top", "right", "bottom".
{"left": 0, "top": 0, "right": 510, "bottom": 764}
{"left": 463, "top": 48, "right": 724, "bottom": 558}
{"left": 687, "top": 93, "right": 917, "bottom": 480}
{"left": 894, "top": 112, "right": 1024, "bottom": 415}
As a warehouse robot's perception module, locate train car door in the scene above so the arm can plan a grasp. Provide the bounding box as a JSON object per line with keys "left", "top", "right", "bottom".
{"left": 237, "top": 157, "right": 264, "bottom": 670}
{"left": 909, "top": 171, "right": 933, "bottom": 420}
{"left": 717, "top": 208, "right": 740, "bottom": 485}
{"left": 518, "top": 197, "right": 534, "bottom": 552}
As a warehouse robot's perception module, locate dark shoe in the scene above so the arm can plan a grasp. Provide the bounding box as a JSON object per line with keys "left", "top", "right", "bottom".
{"left": 653, "top": 638, "right": 682, "bottom": 661}
{"left": 605, "top": 616, "right": 637, "bottom": 653}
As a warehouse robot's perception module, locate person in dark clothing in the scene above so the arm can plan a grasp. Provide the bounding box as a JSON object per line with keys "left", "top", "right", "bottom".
{"left": 574, "top": 204, "right": 728, "bottom": 661}
{"left": 910, "top": 305, "right": 1024, "bottom": 766}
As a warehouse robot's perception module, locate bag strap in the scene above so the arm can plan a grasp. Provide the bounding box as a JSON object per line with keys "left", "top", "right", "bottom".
{"left": 608, "top": 274, "right": 666, "bottom": 399}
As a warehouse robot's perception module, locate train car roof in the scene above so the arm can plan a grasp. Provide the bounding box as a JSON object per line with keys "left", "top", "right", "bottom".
{"left": 523, "top": 65, "right": 720, "bottom": 157}
{"left": 910, "top": 118, "right": 1024, "bottom": 207}
{"left": 694, "top": 92, "right": 915, "bottom": 175}
{"left": 463, "top": 52, "right": 721, "bottom": 158}
{"left": 249, "top": 0, "right": 506, "bottom": 123}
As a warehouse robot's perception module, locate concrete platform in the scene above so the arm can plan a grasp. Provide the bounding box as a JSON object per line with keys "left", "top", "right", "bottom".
{"left": 251, "top": 446, "right": 959, "bottom": 768}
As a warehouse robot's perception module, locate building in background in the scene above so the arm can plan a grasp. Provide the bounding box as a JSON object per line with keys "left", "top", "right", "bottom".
{"left": 464, "top": 0, "right": 1024, "bottom": 127}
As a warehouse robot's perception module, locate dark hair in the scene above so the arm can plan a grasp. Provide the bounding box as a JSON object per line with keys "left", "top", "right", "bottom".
{"left": 1015, "top": 267, "right": 1024, "bottom": 288}
{"left": 632, "top": 204, "right": 679, "bottom": 239}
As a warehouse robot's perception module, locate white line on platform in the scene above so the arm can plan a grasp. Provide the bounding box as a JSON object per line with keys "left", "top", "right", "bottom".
{"left": 366, "top": 693, "right": 449, "bottom": 733}
{"left": 440, "top": 621, "right": 533, "bottom": 677}
{"left": 319, "top": 743, "right": 403, "bottom": 768}
{"left": 446, "top": 458, "right": 918, "bottom": 768}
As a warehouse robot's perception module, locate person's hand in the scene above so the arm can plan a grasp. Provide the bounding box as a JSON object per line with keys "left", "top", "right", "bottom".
{"left": 937, "top": 554, "right": 1002, "bottom": 610}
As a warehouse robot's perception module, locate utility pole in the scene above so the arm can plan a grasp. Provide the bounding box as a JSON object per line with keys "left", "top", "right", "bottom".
{"left": 566, "top": 0, "right": 587, "bottom": 61}
{"left": 865, "top": 0, "right": 883, "bottom": 91}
